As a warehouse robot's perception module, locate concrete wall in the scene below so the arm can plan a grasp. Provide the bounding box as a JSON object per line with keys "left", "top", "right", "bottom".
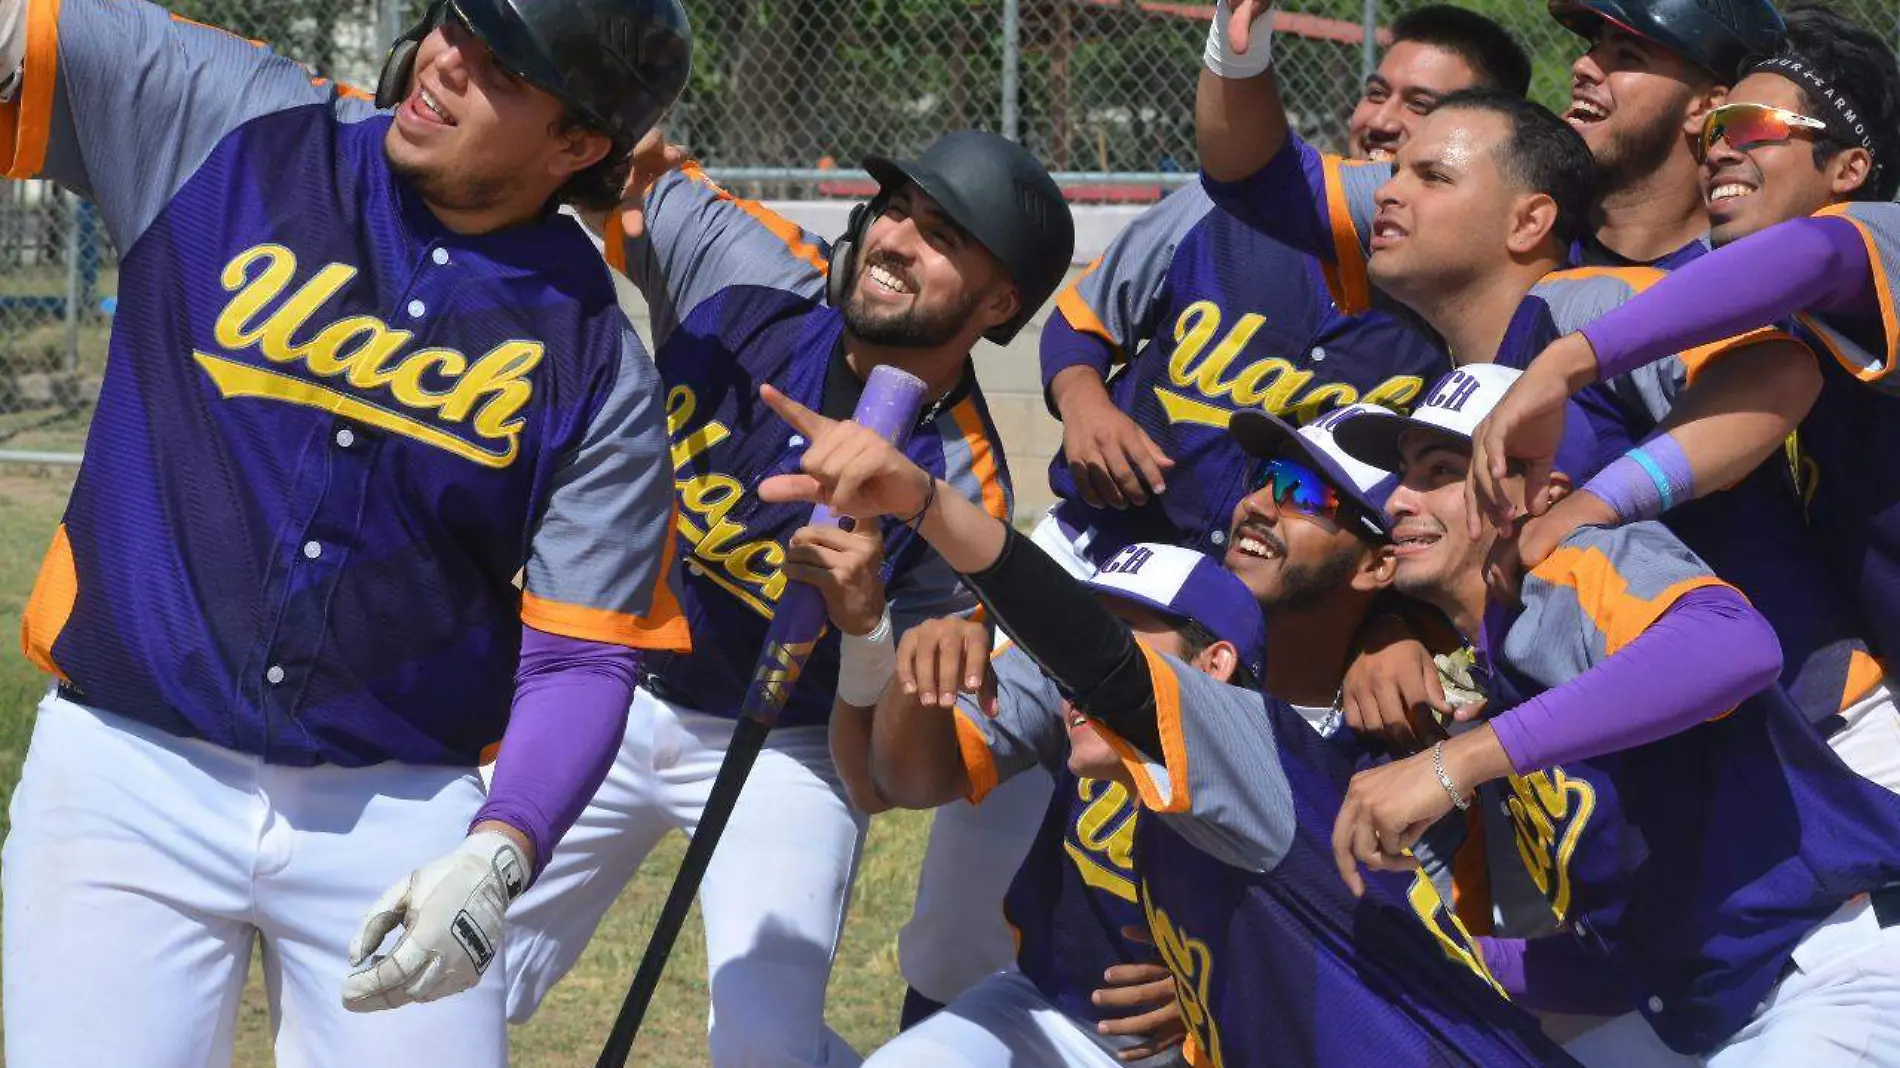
{"left": 624, "top": 201, "right": 1153, "bottom": 522}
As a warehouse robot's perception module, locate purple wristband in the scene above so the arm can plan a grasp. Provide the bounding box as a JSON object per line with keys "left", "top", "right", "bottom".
{"left": 1579, "top": 432, "right": 1695, "bottom": 523}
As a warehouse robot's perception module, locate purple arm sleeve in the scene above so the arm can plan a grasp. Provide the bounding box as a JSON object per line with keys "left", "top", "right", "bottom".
{"left": 472, "top": 626, "right": 638, "bottom": 882}
{"left": 1040, "top": 313, "right": 1116, "bottom": 394}
{"left": 1491, "top": 587, "right": 1781, "bottom": 774}
{"left": 1584, "top": 216, "right": 1876, "bottom": 380}
{"left": 1477, "top": 936, "right": 1636, "bottom": 1016}
{"left": 1198, "top": 136, "right": 1335, "bottom": 261}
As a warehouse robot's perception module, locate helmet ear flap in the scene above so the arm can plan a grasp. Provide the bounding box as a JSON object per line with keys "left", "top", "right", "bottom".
{"left": 375, "top": 35, "right": 422, "bottom": 111}
{"left": 825, "top": 199, "right": 876, "bottom": 309}
{"left": 375, "top": 0, "right": 445, "bottom": 111}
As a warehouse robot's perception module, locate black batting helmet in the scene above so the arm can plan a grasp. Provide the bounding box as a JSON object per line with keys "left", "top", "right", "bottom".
{"left": 826, "top": 130, "right": 1076, "bottom": 347}
{"left": 375, "top": 0, "right": 692, "bottom": 150}
{"left": 1549, "top": 0, "right": 1786, "bottom": 82}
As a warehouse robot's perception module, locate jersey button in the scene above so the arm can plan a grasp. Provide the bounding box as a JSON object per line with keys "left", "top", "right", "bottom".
{"left": 1209, "top": 530, "right": 1227, "bottom": 546}
{"left": 687, "top": 562, "right": 705, "bottom": 577}
{"left": 302, "top": 541, "right": 323, "bottom": 560}
{"left": 266, "top": 665, "right": 286, "bottom": 685}
{"left": 1311, "top": 346, "right": 1328, "bottom": 363}
{"left": 335, "top": 427, "right": 356, "bottom": 449}
{"left": 432, "top": 248, "right": 451, "bottom": 267}
{"left": 407, "top": 299, "right": 427, "bottom": 318}
{"left": 1646, "top": 996, "right": 1665, "bottom": 1014}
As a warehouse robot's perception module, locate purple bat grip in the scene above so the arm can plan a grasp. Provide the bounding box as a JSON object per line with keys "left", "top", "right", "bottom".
{"left": 738, "top": 364, "right": 930, "bottom": 726}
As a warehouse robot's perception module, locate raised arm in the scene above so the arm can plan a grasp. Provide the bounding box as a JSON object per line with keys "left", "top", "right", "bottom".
{"left": 1195, "top": 0, "right": 1290, "bottom": 184}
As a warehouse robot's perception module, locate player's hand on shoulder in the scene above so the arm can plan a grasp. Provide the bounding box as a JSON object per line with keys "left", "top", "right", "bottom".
{"left": 896, "top": 616, "right": 998, "bottom": 715}
{"left": 1466, "top": 333, "right": 1597, "bottom": 538}
{"left": 341, "top": 828, "right": 530, "bottom": 1012}
{"left": 615, "top": 128, "right": 691, "bottom": 241}
{"left": 786, "top": 520, "right": 887, "bottom": 636}
{"left": 758, "top": 384, "right": 933, "bottom": 523}
{"left": 1340, "top": 614, "right": 1451, "bottom": 754}
{"left": 1058, "top": 384, "right": 1174, "bottom": 510}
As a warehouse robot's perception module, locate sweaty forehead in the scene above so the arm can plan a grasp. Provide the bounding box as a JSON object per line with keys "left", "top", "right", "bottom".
{"left": 1405, "top": 109, "right": 1507, "bottom": 171}
{"left": 1727, "top": 72, "right": 1810, "bottom": 113}
{"left": 1376, "top": 41, "right": 1480, "bottom": 96}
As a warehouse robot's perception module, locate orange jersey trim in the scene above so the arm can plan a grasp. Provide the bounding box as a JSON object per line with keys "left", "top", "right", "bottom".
{"left": 1531, "top": 546, "right": 1729, "bottom": 657}
{"left": 603, "top": 208, "right": 630, "bottom": 274}
{"left": 947, "top": 397, "right": 1011, "bottom": 523}
{"left": 954, "top": 711, "right": 1001, "bottom": 804}
{"left": 680, "top": 163, "right": 830, "bottom": 276}
{"left": 1680, "top": 327, "right": 1804, "bottom": 386}
{"left": 1053, "top": 257, "right": 1125, "bottom": 360}
{"left": 1094, "top": 641, "right": 1191, "bottom": 815}
{"left": 20, "top": 523, "right": 75, "bottom": 681}
{"left": 1450, "top": 805, "right": 1493, "bottom": 936}
{"left": 2, "top": 0, "right": 62, "bottom": 180}
{"left": 1318, "top": 155, "right": 1373, "bottom": 317}
{"left": 1814, "top": 204, "right": 1900, "bottom": 382}
{"left": 1842, "top": 649, "right": 1886, "bottom": 713}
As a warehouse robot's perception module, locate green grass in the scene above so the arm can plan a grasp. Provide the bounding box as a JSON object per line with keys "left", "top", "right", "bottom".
{"left": 0, "top": 467, "right": 932, "bottom": 1066}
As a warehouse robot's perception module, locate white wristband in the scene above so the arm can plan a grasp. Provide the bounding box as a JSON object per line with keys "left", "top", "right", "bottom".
{"left": 1204, "top": 0, "right": 1274, "bottom": 80}
{"left": 836, "top": 607, "right": 897, "bottom": 707}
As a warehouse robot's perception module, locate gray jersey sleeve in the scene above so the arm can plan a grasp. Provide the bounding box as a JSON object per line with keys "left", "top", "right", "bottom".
{"left": 519, "top": 318, "right": 688, "bottom": 652}
{"left": 623, "top": 166, "right": 831, "bottom": 348}
{"left": 1095, "top": 644, "right": 1296, "bottom": 873}
{"left": 1048, "top": 182, "right": 1217, "bottom": 360}
{"left": 1803, "top": 203, "right": 1900, "bottom": 395}
{"left": 1501, "top": 523, "right": 1726, "bottom": 688}
{"left": 950, "top": 642, "right": 1070, "bottom": 802}
{"left": 1534, "top": 271, "right": 1688, "bottom": 426}
{"left": 12, "top": 0, "right": 376, "bottom": 251}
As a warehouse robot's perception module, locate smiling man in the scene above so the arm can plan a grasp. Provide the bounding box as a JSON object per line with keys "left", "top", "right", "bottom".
{"left": 0, "top": 0, "right": 694, "bottom": 1064}
{"left": 1330, "top": 363, "right": 1900, "bottom": 1065}
{"left": 495, "top": 130, "right": 1073, "bottom": 1067}
{"left": 895, "top": 12, "right": 1532, "bottom": 1027}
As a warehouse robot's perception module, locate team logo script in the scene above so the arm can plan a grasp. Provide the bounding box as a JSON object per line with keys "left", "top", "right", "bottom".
{"left": 195, "top": 244, "right": 543, "bottom": 468}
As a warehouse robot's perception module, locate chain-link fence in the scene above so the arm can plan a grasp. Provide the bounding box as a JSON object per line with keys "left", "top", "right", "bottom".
{"left": 4, "top": 0, "right": 1899, "bottom": 463}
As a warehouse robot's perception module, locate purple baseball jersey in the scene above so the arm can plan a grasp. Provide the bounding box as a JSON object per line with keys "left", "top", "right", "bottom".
{"left": 13, "top": 0, "right": 687, "bottom": 768}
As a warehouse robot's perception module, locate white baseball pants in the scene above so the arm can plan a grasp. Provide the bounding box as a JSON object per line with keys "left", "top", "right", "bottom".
{"left": 864, "top": 968, "right": 1182, "bottom": 1067}
{"left": 1702, "top": 893, "right": 1900, "bottom": 1067}
{"left": 503, "top": 686, "right": 869, "bottom": 1068}
{"left": 2, "top": 688, "right": 507, "bottom": 1068}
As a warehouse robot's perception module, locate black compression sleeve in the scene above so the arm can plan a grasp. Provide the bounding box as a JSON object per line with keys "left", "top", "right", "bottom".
{"left": 960, "top": 527, "right": 1165, "bottom": 756}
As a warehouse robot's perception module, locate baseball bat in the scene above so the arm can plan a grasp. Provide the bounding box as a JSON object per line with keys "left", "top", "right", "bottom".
{"left": 594, "top": 364, "right": 930, "bottom": 1068}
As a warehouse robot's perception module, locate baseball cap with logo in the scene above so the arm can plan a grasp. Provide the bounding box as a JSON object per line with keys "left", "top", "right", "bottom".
{"left": 1332, "top": 364, "right": 1522, "bottom": 474}
{"left": 1085, "top": 542, "right": 1268, "bottom": 686}
{"left": 1228, "top": 403, "right": 1400, "bottom": 543}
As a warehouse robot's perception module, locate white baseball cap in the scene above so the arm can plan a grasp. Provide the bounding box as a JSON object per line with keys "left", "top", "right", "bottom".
{"left": 1085, "top": 543, "right": 1268, "bottom": 685}
{"left": 1228, "top": 402, "right": 1400, "bottom": 543}
{"left": 1333, "top": 364, "right": 1523, "bottom": 474}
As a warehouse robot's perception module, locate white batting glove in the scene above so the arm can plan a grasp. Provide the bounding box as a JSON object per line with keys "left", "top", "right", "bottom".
{"left": 341, "top": 830, "right": 529, "bottom": 1012}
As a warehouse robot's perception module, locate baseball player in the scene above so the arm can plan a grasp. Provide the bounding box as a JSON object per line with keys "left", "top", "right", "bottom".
{"left": 894, "top": 8, "right": 1533, "bottom": 1027}
{"left": 1468, "top": 2, "right": 1900, "bottom": 791}
{"left": 1195, "top": 0, "right": 1887, "bottom": 765}
{"left": 1329, "top": 363, "right": 1900, "bottom": 1065}
{"left": 1335, "top": 0, "right": 1792, "bottom": 740}
{"left": 1, "top": 0, "right": 691, "bottom": 1064}
{"left": 858, "top": 408, "right": 1414, "bottom": 1065}
{"left": 754, "top": 382, "right": 1585, "bottom": 1067}
{"left": 497, "top": 131, "right": 1073, "bottom": 1066}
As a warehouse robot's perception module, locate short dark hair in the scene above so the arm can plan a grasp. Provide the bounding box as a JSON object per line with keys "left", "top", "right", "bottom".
{"left": 551, "top": 113, "right": 636, "bottom": 213}
{"left": 1774, "top": 2, "right": 1900, "bottom": 202}
{"left": 1177, "top": 619, "right": 1261, "bottom": 692}
{"left": 1434, "top": 87, "right": 1599, "bottom": 251}
{"left": 1390, "top": 5, "right": 1534, "bottom": 98}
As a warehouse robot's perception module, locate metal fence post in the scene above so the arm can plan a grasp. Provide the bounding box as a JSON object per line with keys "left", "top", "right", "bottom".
{"left": 1001, "top": 0, "right": 1020, "bottom": 142}
{"left": 62, "top": 189, "right": 79, "bottom": 373}
{"left": 1361, "top": 0, "right": 1377, "bottom": 81}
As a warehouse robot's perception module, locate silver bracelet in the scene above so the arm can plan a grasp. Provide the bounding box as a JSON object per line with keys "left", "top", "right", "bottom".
{"left": 1432, "top": 741, "right": 1470, "bottom": 811}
